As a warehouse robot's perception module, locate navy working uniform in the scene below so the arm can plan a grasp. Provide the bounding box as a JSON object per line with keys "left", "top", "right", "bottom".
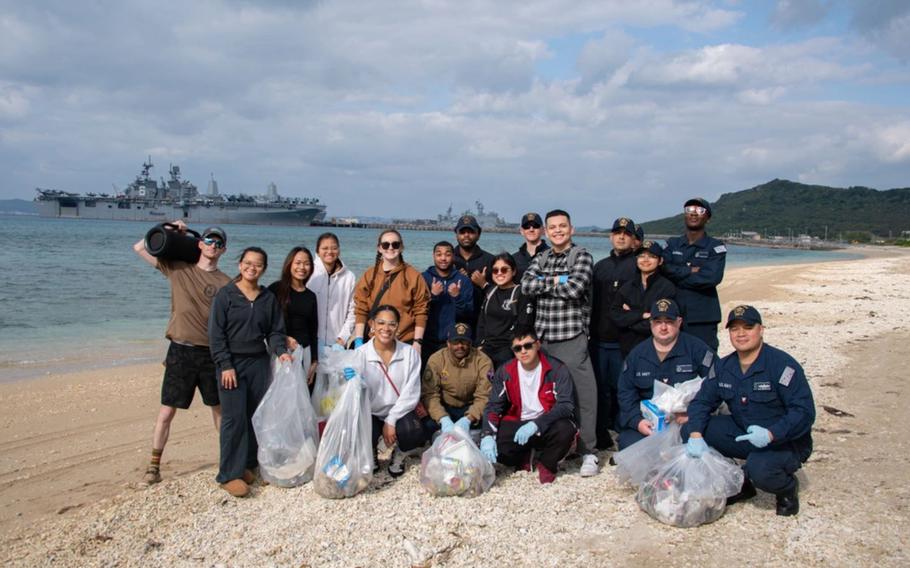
{"left": 617, "top": 331, "right": 715, "bottom": 450}
{"left": 685, "top": 343, "right": 815, "bottom": 498}
{"left": 661, "top": 234, "right": 726, "bottom": 351}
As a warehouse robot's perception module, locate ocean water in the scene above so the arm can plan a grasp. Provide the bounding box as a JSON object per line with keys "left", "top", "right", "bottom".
{"left": 0, "top": 216, "right": 857, "bottom": 382}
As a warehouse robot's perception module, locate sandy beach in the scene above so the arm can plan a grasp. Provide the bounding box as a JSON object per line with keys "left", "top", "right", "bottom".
{"left": 2, "top": 247, "right": 909, "bottom": 567}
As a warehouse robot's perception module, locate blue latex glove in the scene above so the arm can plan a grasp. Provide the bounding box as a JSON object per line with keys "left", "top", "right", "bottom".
{"left": 735, "top": 425, "right": 772, "bottom": 448}
{"left": 439, "top": 416, "right": 454, "bottom": 433}
{"left": 353, "top": 337, "right": 364, "bottom": 348}
{"left": 686, "top": 436, "right": 708, "bottom": 458}
{"left": 343, "top": 367, "right": 357, "bottom": 381}
{"left": 454, "top": 416, "right": 472, "bottom": 432}
{"left": 480, "top": 436, "right": 497, "bottom": 463}
{"left": 536, "top": 275, "right": 546, "bottom": 281}
{"left": 331, "top": 343, "right": 346, "bottom": 352}
{"left": 557, "top": 274, "right": 569, "bottom": 284}
{"left": 513, "top": 422, "right": 539, "bottom": 445}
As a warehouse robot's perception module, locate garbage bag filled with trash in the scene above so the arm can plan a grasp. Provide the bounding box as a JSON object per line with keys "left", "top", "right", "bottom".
{"left": 613, "top": 422, "right": 682, "bottom": 487}
{"left": 252, "top": 347, "right": 320, "bottom": 488}
{"left": 312, "top": 347, "right": 357, "bottom": 430}
{"left": 650, "top": 377, "right": 704, "bottom": 415}
{"left": 313, "top": 370, "right": 373, "bottom": 498}
{"left": 419, "top": 428, "right": 495, "bottom": 497}
{"left": 636, "top": 444, "right": 744, "bottom": 527}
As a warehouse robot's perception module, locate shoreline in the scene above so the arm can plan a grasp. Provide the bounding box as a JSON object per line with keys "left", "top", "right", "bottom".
{"left": 1, "top": 248, "right": 909, "bottom": 566}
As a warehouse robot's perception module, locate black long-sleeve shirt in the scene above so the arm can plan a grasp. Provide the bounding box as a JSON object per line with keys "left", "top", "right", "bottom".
{"left": 610, "top": 272, "right": 676, "bottom": 356}
{"left": 208, "top": 281, "right": 288, "bottom": 371}
{"left": 591, "top": 250, "right": 638, "bottom": 343}
{"left": 475, "top": 285, "right": 535, "bottom": 353}
{"left": 268, "top": 282, "right": 318, "bottom": 363}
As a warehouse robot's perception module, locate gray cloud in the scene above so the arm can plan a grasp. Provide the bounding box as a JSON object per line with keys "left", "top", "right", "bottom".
{"left": 770, "top": 0, "right": 831, "bottom": 30}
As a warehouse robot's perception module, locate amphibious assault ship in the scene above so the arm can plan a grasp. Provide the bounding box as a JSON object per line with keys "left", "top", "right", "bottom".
{"left": 35, "top": 159, "right": 327, "bottom": 226}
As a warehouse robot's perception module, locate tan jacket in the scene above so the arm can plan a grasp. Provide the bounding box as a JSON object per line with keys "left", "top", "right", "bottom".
{"left": 421, "top": 347, "right": 493, "bottom": 424}
{"left": 354, "top": 262, "right": 430, "bottom": 342}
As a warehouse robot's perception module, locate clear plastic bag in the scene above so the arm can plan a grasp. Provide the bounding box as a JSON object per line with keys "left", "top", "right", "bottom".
{"left": 636, "top": 444, "right": 744, "bottom": 527}
{"left": 313, "top": 372, "right": 374, "bottom": 498}
{"left": 613, "top": 422, "right": 682, "bottom": 487}
{"left": 651, "top": 376, "right": 704, "bottom": 414}
{"left": 252, "top": 347, "right": 320, "bottom": 488}
{"left": 418, "top": 429, "right": 495, "bottom": 497}
{"left": 312, "top": 347, "right": 357, "bottom": 421}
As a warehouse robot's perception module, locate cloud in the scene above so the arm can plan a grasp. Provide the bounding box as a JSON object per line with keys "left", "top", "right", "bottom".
{"left": 770, "top": 0, "right": 831, "bottom": 30}
{"left": 849, "top": 0, "right": 910, "bottom": 60}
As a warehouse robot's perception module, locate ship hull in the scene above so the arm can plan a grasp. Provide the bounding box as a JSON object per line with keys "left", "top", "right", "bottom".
{"left": 34, "top": 198, "right": 327, "bottom": 226}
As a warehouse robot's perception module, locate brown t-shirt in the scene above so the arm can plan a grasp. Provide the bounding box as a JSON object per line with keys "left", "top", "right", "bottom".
{"left": 157, "top": 259, "right": 231, "bottom": 347}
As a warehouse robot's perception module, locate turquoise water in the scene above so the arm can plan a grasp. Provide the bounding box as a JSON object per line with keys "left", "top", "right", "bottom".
{"left": 0, "top": 216, "right": 856, "bottom": 381}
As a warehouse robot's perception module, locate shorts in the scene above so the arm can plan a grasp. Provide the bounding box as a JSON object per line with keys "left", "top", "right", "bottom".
{"left": 161, "top": 342, "right": 220, "bottom": 409}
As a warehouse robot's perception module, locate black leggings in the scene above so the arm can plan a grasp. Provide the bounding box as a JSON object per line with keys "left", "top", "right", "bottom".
{"left": 371, "top": 410, "right": 428, "bottom": 453}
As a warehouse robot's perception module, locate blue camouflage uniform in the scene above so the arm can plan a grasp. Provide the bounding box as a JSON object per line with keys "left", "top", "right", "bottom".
{"left": 617, "top": 331, "right": 715, "bottom": 449}
{"left": 661, "top": 234, "right": 726, "bottom": 350}
{"left": 684, "top": 343, "right": 815, "bottom": 496}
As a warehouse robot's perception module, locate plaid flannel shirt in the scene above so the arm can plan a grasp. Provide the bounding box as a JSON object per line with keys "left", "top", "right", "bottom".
{"left": 519, "top": 244, "right": 593, "bottom": 342}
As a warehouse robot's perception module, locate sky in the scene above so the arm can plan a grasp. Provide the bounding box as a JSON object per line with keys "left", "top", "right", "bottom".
{"left": 1, "top": 0, "right": 908, "bottom": 225}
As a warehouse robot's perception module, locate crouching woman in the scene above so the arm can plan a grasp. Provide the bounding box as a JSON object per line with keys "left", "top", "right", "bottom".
{"left": 209, "top": 247, "right": 291, "bottom": 497}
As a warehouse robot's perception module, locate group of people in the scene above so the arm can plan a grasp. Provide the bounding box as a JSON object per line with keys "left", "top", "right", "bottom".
{"left": 134, "top": 197, "right": 815, "bottom": 516}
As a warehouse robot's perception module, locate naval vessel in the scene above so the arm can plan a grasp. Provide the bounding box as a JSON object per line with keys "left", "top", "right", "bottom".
{"left": 35, "top": 159, "right": 327, "bottom": 226}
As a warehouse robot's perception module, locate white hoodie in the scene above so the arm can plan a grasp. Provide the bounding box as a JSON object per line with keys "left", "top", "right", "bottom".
{"left": 309, "top": 258, "right": 357, "bottom": 347}
{"left": 355, "top": 340, "right": 421, "bottom": 426}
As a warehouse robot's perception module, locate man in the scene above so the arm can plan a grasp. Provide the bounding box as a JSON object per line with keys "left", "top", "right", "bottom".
{"left": 452, "top": 214, "right": 495, "bottom": 328}
{"left": 661, "top": 198, "right": 727, "bottom": 351}
{"left": 132, "top": 222, "right": 230, "bottom": 485}
{"left": 421, "top": 322, "right": 492, "bottom": 436}
{"left": 480, "top": 329, "right": 577, "bottom": 484}
{"left": 685, "top": 306, "right": 815, "bottom": 516}
{"left": 589, "top": 217, "right": 639, "bottom": 450}
{"left": 633, "top": 223, "right": 644, "bottom": 250}
{"left": 520, "top": 209, "right": 600, "bottom": 476}
{"left": 616, "top": 298, "right": 714, "bottom": 450}
{"left": 421, "top": 241, "right": 474, "bottom": 368}
{"left": 514, "top": 212, "right": 549, "bottom": 281}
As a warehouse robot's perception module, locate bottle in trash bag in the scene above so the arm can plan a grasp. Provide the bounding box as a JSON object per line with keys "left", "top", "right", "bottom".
{"left": 144, "top": 223, "right": 202, "bottom": 263}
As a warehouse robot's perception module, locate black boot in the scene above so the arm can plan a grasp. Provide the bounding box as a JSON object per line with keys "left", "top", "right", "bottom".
{"left": 726, "top": 476, "right": 757, "bottom": 506}
{"left": 776, "top": 479, "right": 800, "bottom": 516}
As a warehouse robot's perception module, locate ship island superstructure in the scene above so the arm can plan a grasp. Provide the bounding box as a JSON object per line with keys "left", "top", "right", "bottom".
{"left": 35, "top": 159, "right": 327, "bottom": 226}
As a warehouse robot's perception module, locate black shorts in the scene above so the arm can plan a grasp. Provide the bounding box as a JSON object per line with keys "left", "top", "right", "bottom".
{"left": 161, "top": 342, "right": 220, "bottom": 409}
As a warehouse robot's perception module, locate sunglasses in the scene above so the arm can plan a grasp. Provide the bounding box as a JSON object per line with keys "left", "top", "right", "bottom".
{"left": 511, "top": 341, "right": 536, "bottom": 353}
{"left": 202, "top": 237, "right": 225, "bottom": 249}
{"left": 521, "top": 222, "right": 542, "bottom": 230}
{"left": 684, "top": 205, "right": 707, "bottom": 216}
{"left": 379, "top": 241, "right": 402, "bottom": 250}
{"left": 491, "top": 266, "right": 512, "bottom": 275}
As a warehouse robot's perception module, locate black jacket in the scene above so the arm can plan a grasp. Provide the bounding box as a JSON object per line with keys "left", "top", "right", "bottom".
{"left": 610, "top": 272, "right": 676, "bottom": 356}
{"left": 590, "top": 250, "right": 638, "bottom": 343}
{"left": 453, "top": 244, "right": 495, "bottom": 327}
{"left": 208, "top": 281, "right": 288, "bottom": 371}
{"left": 514, "top": 240, "right": 549, "bottom": 282}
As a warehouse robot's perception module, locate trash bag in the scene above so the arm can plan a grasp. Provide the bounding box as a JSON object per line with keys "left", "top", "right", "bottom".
{"left": 252, "top": 347, "right": 320, "bottom": 488}
{"left": 636, "top": 444, "right": 744, "bottom": 527}
{"left": 312, "top": 347, "right": 357, "bottom": 422}
{"left": 613, "top": 422, "right": 682, "bottom": 487}
{"left": 651, "top": 376, "right": 704, "bottom": 414}
{"left": 419, "top": 429, "right": 495, "bottom": 497}
{"left": 313, "top": 371, "right": 374, "bottom": 498}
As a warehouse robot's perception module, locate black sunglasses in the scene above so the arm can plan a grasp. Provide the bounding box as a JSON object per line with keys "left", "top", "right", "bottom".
{"left": 511, "top": 341, "right": 536, "bottom": 353}
{"left": 379, "top": 241, "right": 402, "bottom": 250}
{"left": 521, "top": 222, "right": 542, "bottom": 229}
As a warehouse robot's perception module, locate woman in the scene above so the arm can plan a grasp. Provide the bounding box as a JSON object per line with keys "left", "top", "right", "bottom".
{"left": 352, "top": 230, "right": 430, "bottom": 355}
{"left": 268, "top": 246, "right": 319, "bottom": 385}
{"left": 610, "top": 240, "right": 676, "bottom": 356}
{"left": 307, "top": 233, "right": 357, "bottom": 350}
{"left": 475, "top": 253, "right": 535, "bottom": 369}
{"left": 209, "top": 247, "right": 291, "bottom": 498}
{"left": 347, "top": 304, "right": 427, "bottom": 477}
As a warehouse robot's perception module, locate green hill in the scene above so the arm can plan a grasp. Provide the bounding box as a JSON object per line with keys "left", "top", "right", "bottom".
{"left": 640, "top": 179, "right": 910, "bottom": 239}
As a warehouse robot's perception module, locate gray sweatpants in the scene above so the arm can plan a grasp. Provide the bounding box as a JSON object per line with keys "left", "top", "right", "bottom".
{"left": 542, "top": 333, "right": 597, "bottom": 455}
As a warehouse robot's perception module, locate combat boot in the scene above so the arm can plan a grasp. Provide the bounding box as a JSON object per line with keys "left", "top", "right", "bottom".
{"left": 726, "top": 477, "right": 757, "bottom": 506}
{"left": 776, "top": 479, "right": 799, "bottom": 516}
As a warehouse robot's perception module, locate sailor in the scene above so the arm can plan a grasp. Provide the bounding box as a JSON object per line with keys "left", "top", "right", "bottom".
{"left": 616, "top": 298, "right": 715, "bottom": 450}
{"left": 685, "top": 306, "right": 815, "bottom": 516}
{"left": 132, "top": 222, "right": 230, "bottom": 486}
{"left": 452, "top": 215, "right": 495, "bottom": 329}
{"left": 513, "top": 212, "right": 549, "bottom": 281}
{"left": 421, "top": 241, "right": 474, "bottom": 368}
{"left": 661, "top": 198, "right": 727, "bottom": 351}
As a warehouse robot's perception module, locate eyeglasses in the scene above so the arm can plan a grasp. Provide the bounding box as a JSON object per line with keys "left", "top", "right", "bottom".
{"left": 491, "top": 266, "right": 512, "bottom": 275}
{"left": 373, "top": 318, "right": 398, "bottom": 328}
{"left": 521, "top": 222, "right": 542, "bottom": 230}
{"left": 379, "top": 241, "right": 402, "bottom": 250}
{"left": 684, "top": 205, "right": 707, "bottom": 216}
{"left": 202, "top": 237, "right": 225, "bottom": 249}
{"left": 511, "top": 341, "right": 536, "bottom": 353}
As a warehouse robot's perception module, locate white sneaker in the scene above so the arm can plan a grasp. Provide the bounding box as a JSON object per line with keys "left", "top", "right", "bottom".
{"left": 580, "top": 454, "right": 599, "bottom": 477}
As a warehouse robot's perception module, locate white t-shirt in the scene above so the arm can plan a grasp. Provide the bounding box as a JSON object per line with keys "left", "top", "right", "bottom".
{"left": 518, "top": 362, "right": 545, "bottom": 421}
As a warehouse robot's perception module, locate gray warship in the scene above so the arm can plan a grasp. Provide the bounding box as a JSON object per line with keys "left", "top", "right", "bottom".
{"left": 34, "top": 158, "right": 327, "bottom": 226}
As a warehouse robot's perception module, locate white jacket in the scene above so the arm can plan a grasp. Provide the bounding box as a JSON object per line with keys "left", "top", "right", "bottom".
{"left": 309, "top": 259, "right": 356, "bottom": 347}
{"left": 355, "top": 340, "right": 421, "bottom": 426}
